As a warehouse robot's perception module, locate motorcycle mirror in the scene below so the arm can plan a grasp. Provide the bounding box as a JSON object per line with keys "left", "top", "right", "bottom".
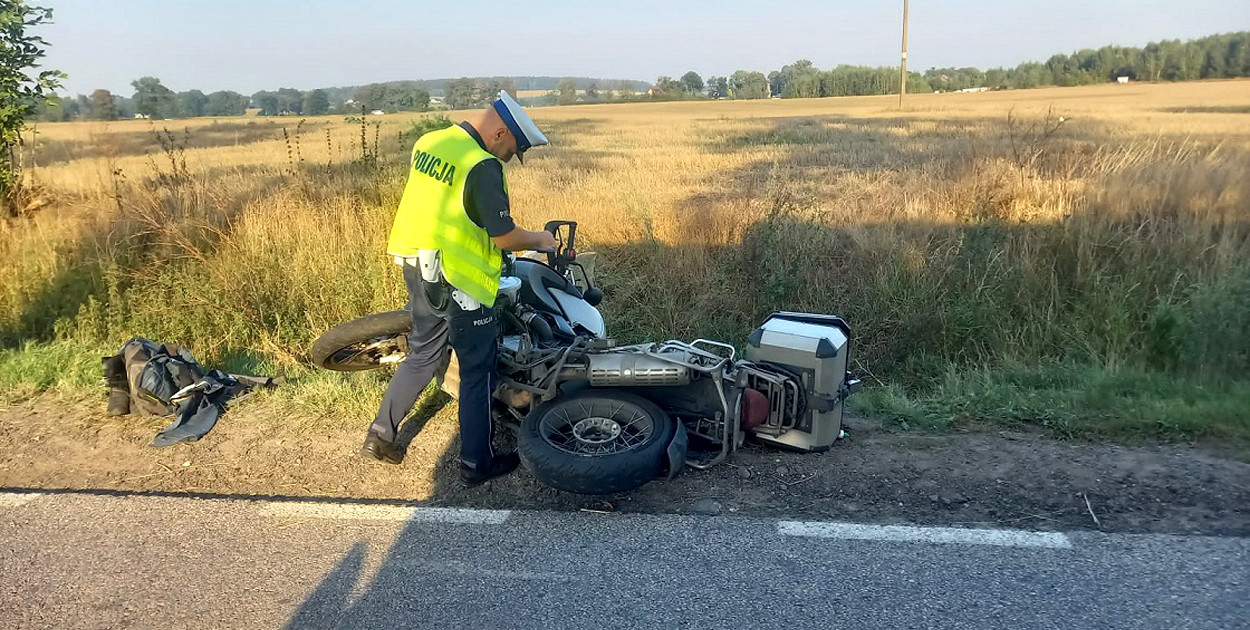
{"left": 583, "top": 287, "right": 603, "bottom": 307}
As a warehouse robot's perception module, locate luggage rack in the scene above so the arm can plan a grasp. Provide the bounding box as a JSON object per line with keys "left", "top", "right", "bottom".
{"left": 738, "top": 364, "right": 803, "bottom": 437}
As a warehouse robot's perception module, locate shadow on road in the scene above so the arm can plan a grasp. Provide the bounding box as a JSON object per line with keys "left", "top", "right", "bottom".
{"left": 284, "top": 543, "right": 368, "bottom": 629}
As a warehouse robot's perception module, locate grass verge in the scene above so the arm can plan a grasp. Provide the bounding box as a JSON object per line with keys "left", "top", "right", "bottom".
{"left": 0, "top": 341, "right": 106, "bottom": 403}
{"left": 0, "top": 341, "right": 405, "bottom": 431}
{"left": 854, "top": 360, "right": 1250, "bottom": 450}
{"left": 5, "top": 342, "right": 1247, "bottom": 453}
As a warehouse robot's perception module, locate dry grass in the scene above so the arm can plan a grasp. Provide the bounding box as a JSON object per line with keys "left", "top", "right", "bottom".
{"left": 3, "top": 79, "right": 1250, "bottom": 440}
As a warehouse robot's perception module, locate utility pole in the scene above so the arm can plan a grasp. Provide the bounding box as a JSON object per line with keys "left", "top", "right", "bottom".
{"left": 899, "top": 0, "right": 910, "bottom": 109}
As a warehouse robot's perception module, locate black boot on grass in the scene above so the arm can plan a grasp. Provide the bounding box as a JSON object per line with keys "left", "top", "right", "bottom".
{"left": 102, "top": 354, "right": 131, "bottom": 416}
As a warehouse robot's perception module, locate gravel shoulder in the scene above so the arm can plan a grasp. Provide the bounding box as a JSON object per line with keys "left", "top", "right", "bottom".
{"left": 1, "top": 394, "right": 1246, "bottom": 536}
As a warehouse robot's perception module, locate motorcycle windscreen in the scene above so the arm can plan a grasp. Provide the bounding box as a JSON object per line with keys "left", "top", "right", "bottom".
{"left": 552, "top": 288, "right": 606, "bottom": 338}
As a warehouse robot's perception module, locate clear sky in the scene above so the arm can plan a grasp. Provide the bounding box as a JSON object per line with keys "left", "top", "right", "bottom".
{"left": 37, "top": 0, "right": 1250, "bottom": 96}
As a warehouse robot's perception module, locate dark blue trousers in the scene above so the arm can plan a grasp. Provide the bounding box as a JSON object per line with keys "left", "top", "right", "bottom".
{"left": 370, "top": 264, "right": 499, "bottom": 470}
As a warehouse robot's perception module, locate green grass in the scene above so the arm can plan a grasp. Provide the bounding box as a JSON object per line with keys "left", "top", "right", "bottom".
{"left": 0, "top": 341, "right": 106, "bottom": 403}
{"left": 853, "top": 360, "right": 1250, "bottom": 447}
{"left": 277, "top": 367, "right": 399, "bottom": 425}
{"left": 5, "top": 340, "right": 1246, "bottom": 453}
{"left": 4, "top": 103, "right": 1249, "bottom": 450}
{"left": 0, "top": 340, "right": 395, "bottom": 427}
{"left": 402, "top": 114, "right": 454, "bottom": 140}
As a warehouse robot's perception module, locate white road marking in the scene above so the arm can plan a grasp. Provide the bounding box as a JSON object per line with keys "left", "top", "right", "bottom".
{"left": 259, "top": 501, "right": 511, "bottom": 525}
{"left": 0, "top": 492, "right": 44, "bottom": 508}
{"left": 408, "top": 507, "right": 511, "bottom": 525}
{"left": 778, "top": 521, "right": 1073, "bottom": 549}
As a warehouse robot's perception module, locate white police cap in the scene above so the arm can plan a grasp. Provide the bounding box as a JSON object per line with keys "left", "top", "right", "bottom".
{"left": 492, "top": 90, "right": 548, "bottom": 160}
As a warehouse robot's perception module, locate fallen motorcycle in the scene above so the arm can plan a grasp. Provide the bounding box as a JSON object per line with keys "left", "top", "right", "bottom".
{"left": 311, "top": 221, "right": 859, "bottom": 494}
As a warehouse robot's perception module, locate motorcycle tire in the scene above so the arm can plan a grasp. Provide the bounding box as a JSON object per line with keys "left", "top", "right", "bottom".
{"left": 310, "top": 310, "right": 412, "bottom": 372}
{"left": 519, "top": 389, "right": 677, "bottom": 494}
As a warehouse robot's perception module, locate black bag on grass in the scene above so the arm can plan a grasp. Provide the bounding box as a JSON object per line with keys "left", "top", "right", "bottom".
{"left": 117, "top": 337, "right": 206, "bottom": 417}
{"left": 102, "top": 338, "right": 278, "bottom": 447}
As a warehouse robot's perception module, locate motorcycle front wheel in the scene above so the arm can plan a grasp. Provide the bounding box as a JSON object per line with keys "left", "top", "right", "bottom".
{"left": 310, "top": 310, "right": 412, "bottom": 371}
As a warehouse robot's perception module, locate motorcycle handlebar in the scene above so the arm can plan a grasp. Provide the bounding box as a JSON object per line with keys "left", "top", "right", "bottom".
{"left": 543, "top": 220, "right": 578, "bottom": 270}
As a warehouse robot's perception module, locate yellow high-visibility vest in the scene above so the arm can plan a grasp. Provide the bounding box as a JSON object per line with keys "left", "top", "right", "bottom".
{"left": 386, "top": 125, "right": 504, "bottom": 306}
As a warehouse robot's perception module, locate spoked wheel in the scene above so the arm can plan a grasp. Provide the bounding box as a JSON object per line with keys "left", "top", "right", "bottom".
{"left": 519, "top": 390, "right": 676, "bottom": 494}
{"left": 541, "top": 400, "right": 657, "bottom": 456}
{"left": 310, "top": 310, "right": 412, "bottom": 372}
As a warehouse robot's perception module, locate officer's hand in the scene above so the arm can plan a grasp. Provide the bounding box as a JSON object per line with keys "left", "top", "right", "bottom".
{"left": 534, "top": 230, "right": 559, "bottom": 252}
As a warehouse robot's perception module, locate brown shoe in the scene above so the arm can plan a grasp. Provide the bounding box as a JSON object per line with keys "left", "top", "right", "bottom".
{"left": 361, "top": 433, "right": 402, "bottom": 464}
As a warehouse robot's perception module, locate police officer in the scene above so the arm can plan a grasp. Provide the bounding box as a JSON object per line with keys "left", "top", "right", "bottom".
{"left": 362, "top": 91, "right": 557, "bottom": 485}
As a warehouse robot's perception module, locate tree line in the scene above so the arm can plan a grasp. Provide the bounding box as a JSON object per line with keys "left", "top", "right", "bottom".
{"left": 34, "top": 77, "right": 254, "bottom": 121}
{"left": 651, "top": 31, "right": 1250, "bottom": 102}
{"left": 30, "top": 30, "right": 1250, "bottom": 122}
{"left": 34, "top": 75, "right": 652, "bottom": 122}
{"left": 922, "top": 32, "right": 1250, "bottom": 92}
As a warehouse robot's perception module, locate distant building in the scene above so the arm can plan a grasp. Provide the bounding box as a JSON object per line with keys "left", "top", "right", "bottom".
{"left": 1116, "top": 76, "right": 1131, "bottom": 84}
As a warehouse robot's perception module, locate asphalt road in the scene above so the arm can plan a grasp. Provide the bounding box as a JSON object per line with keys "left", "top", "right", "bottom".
{"left": 1, "top": 490, "right": 1246, "bottom": 630}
